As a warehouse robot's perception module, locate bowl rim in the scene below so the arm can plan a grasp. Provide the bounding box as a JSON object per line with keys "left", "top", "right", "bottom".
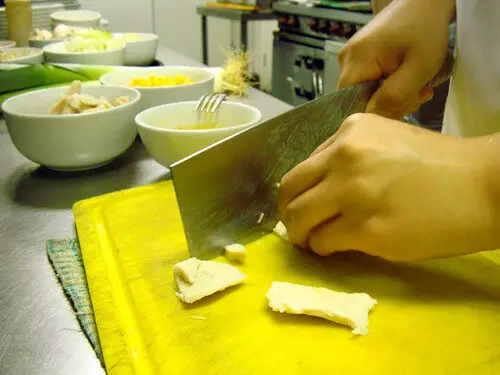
{"left": 0, "top": 40, "right": 16, "bottom": 48}
{"left": 100, "top": 66, "right": 215, "bottom": 90}
{"left": 135, "top": 100, "right": 263, "bottom": 135}
{"left": 43, "top": 40, "right": 126, "bottom": 55}
{"left": 0, "top": 47, "right": 44, "bottom": 62}
{"left": 1, "top": 84, "right": 141, "bottom": 119}
{"left": 111, "top": 32, "right": 159, "bottom": 43}
{"left": 50, "top": 10, "right": 102, "bottom": 22}
{"left": 29, "top": 37, "right": 66, "bottom": 43}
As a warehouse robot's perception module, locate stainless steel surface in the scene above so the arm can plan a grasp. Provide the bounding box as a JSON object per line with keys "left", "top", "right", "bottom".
{"left": 0, "top": 45, "right": 292, "bottom": 374}
{"left": 273, "top": 1, "right": 373, "bottom": 25}
{"left": 196, "top": 93, "right": 228, "bottom": 113}
{"left": 171, "top": 81, "right": 376, "bottom": 260}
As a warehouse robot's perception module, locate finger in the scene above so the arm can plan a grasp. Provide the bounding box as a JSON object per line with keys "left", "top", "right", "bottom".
{"left": 366, "top": 52, "right": 434, "bottom": 117}
{"left": 283, "top": 178, "right": 342, "bottom": 249}
{"left": 337, "top": 54, "right": 383, "bottom": 90}
{"left": 419, "top": 87, "right": 434, "bottom": 102}
{"left": 307, "top": 215, "right": 357, "bottom": 256}
{"left": 278, "top": 153, "right": 328, "bottom": 220}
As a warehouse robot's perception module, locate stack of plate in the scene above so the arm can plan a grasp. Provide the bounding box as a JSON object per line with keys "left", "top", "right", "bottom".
{"left": 31, "top": 0, "right": 81, "bottom": 10}
{"left": 0, "top": 2, "right": 79, "bottom": 40}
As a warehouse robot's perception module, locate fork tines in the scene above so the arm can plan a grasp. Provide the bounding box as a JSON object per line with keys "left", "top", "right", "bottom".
{"left": 196, "top": 93, "right": 228, "bottom": 113}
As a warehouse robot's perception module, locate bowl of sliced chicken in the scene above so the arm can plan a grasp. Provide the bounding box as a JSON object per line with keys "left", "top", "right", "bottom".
{"left": 1, "top": 81, "right": 141, "bottom": 171}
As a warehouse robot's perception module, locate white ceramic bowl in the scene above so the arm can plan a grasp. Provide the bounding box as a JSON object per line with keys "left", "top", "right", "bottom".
{"left": 135, "top": 101, "right": 262, "bottom": 167}
{"left": 112, "top": 33, "right": 159, "bottom": 66}
{"left": 44, "top": 40, "right": 125, "bottom": 66}
{"left": 51, "top": 10, "right": 102, "bottom": 29}
{"left": 0, "top": 40, "right": 16, "bottom": 49}
{"left": 0, "top": 47, "right": 44, "bottom": 64}
{"left": 1, "top": 85, "right": 141, "bottom": 171}
{"left": 29, "top": 38, "right": 65, "bottom": 49}
{"left": 100, "top": 66, "right": 215, "bottom": 111}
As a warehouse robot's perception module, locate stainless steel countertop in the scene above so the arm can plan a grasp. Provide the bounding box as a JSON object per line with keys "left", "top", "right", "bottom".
{"left": 0, "top": 46, "right": 292, "bottom": 374}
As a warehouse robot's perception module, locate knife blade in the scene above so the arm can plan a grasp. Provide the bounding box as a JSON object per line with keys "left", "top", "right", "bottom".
{"left": 171, "top": 81, "right": 377, "bottom": 260}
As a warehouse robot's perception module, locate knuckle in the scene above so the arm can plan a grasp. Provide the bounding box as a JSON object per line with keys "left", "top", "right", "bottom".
{"left": 350, "top": 177, "right": 377, "bottom": 202}
{"left": 335, "top": 139, "right": 361, "bottom": 161}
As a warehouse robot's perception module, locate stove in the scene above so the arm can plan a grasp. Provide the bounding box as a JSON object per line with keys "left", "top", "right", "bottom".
{"left": 271, "top": 1, "right": 372, "bottom": 106}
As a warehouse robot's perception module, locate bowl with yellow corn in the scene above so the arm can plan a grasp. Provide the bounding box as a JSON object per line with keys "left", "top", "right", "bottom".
{"left": 99, "top": 66, "right": 214, "bottom": 111}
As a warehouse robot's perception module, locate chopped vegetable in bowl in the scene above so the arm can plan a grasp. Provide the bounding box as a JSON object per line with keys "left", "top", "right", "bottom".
{"left": 59, "top": 37, "right": 124, "bottom": 53}
{"left": 30, "top": 25, "right": 112, "bottom": 41}
{"left": 0, "top": 48, "right": 40, "bottom": 62}
{"left": 129, "top": 75, "right": 193, "bottom": 87}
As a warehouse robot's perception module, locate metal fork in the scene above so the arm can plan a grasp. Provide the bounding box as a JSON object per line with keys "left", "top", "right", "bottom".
{"left": 196, "top": 93, "right": 228, "bottom": 113}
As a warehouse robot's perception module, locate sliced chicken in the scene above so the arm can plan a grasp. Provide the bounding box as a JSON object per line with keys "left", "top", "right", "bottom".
{"left": 224, "top": 243, "right": 246, "bottom": 263}
{"left": 266, "top": 282, "right": 377, "bottom": 335}
{"left": 174, "top": 257, "right": 247, "bottom": 304}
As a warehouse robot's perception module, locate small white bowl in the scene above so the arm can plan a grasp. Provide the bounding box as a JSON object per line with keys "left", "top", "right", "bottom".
{"left": 1, "top": 85, "right": 141, "bottom": 171}
{"left": 112, "top": 33, "right": 159, "bottom": 66}
{"left": 0, "top": 47, "right": 44, "bottom": 64}
{"left": 135, "top": 101, "right": 262, "bottom": 167}
{"left": 100, "top": 66, "right": 214, "bottom": 111}
{"left": 51, "top": 10, "right": 102, "bottom": 29}
{"left": 29, "top": 38, "right": 65, "bottom": 49}
{"left": 44, "top": 40, "right": 125, "bottom": 66}
{"left": 0, "top": 40, "right": 16, "bottom": 49}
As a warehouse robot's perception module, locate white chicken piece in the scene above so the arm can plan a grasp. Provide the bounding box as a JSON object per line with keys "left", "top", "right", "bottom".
{"left": 49, "top": 80, "right": 130, "bottom": 115}
{"left": 266, "top": 282, "right": 377, "bottom": 335}
{"left": 67, "top": 80, "right": 82, "bottom": 95}
{"left": 174, "top": 257, "right": 247, "bottom": 304}
{"left": 113, "top": 96, "right": 130, "bottom": 106}
{"left": 224, "top": 243, "right": 246, "bottom": 263}
{"left": 273, "top": 221, "right": 289, "bottom": 242}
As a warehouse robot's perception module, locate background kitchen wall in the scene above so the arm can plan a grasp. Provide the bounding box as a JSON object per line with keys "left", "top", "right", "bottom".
{"left": 79, "top": 0, "right": 276, "bottom": 90}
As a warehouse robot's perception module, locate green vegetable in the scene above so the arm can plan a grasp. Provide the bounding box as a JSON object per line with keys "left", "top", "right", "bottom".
{"left": 64, "top": 37, "right": 123, "bottom": 53}
{"left": 0, "top": 63, "right": 120, "bottom": 107}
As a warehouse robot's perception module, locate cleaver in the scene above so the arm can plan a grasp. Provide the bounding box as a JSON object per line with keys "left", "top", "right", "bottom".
{"left": 171, "top": 81, "right": 377, "bottom": 259}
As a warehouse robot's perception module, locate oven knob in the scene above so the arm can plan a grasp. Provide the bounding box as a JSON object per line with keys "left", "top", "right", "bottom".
{"left": 344, "top": 23, "right": 357, "bottom": 38}
{"left": 329, "top": 21, "right": 343, "bottom": 36}
{"left": 313, "top": 58, "right": 324, "bottom": 70}
{"left": 309, "top": 19, "right": 318, "bottom": 32}
{"left": 318, "top": 20, "right": 330, "bottom": 33}
{"left": 287, "top": 15, "right": 299, "bottom": 28}
{"left": 304, "top": 57, "right": 314, "bottom": 69}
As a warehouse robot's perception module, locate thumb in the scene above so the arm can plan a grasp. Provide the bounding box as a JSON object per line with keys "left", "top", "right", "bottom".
{"left": 366, "top": 54, "right": 433, "bottom": 117}
{"left": 337, "top": 43, "right": 383, "bottom": 90}
{"left": 337, "top": 58, "right": 382, "bottom": 90}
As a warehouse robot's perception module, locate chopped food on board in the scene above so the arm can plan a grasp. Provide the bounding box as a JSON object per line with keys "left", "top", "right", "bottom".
{"left": 174, "top": 257, "right": 247, "bottom": 303}
{"left": 273, "top": 221, "right": 289, "bottom": 242}
{"left": 224, "top": 243, "right": 247, "bottom": 263}
{"left": 266, "top": 282, "right": 377, "bottom": 335}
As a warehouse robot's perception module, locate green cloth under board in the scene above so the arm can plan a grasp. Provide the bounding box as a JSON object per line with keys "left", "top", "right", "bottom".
{"left": 46, "top": 238, "right": 104, "bottom": 365}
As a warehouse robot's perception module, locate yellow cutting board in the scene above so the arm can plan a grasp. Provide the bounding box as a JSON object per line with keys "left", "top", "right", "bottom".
{"left": 74, "top": 181, "right": 500, "bottom": 375}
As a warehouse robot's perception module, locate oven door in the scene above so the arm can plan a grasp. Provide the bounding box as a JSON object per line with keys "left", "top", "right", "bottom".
{"left": 272, "top": 32, "right": 326, "bottom": 106}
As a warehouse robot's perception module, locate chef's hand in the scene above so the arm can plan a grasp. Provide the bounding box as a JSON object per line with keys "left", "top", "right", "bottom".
{"left": 338, "top": 0, "right": 455, "bottom": 119}
{"left": 278, "top": 114, "right": 497, "bottom": 261}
